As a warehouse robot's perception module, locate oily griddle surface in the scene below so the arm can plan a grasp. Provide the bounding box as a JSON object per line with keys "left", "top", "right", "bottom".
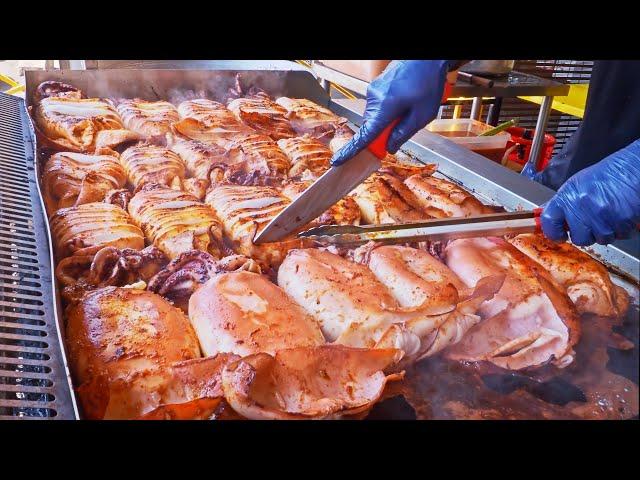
{"left": 367, "top": 306, "right": 639, "bottom": 420}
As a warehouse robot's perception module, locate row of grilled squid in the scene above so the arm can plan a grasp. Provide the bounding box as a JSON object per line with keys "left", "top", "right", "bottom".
{"left": 34, "top": 81, "right": 631, "bottom": 420}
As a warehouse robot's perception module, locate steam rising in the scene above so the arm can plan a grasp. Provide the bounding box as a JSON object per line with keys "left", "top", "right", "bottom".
{"left": 74, "top": 70, "right": 289, "bottom": 106}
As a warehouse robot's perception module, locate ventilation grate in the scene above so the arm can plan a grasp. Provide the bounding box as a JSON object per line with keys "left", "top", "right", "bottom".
{"left": 0, "top": 93, "right": 76, "bottom": 419}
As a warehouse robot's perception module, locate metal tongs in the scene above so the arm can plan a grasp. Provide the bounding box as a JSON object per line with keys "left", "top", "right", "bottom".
{"left": 298, "top": 209, "right": 544, "bottom": 246}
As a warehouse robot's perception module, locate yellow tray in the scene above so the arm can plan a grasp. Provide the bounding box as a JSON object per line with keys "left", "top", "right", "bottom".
{"left": 518, "top": 83, "right": 589, "bottom": 119}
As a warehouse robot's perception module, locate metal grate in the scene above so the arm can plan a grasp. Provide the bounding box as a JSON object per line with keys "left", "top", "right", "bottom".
{"left": 0, "top": 93, "right": 75, "bottom": 419}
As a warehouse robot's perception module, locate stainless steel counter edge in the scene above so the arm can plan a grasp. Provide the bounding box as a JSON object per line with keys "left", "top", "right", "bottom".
{"left": 331, "top": 98, "right": 640, "bottom": 283}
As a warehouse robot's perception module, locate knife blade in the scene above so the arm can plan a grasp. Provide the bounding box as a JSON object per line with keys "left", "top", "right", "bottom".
{"left": 254, "top": 120, "right": 399, "bottom": 244}
{"left": 297, "top": 209, "right": 544, "bottom": 245}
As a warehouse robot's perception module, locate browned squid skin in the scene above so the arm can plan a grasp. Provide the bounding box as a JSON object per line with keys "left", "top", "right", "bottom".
{"left": 119, "top": 142, "right": 186, "bottom": 189}
{"left": 32, "top": 95, "right": 140, "bottom": 153}
{"left": 227, "top": 93, "right": 297, "bottom": 141}
{"left": 169, "top": 137, "right": 228, "bottom": 180}
{"left": 221, "top": 133, "right": 291, "bottom": 187}
{"left": 50, "top": 202, "right": 145, "bottom": 259}
{"left": 147, "top": 251, "right": 261, "bottom": 312}
{"left": 378, "top": 162, "right": 438, "bottom": 181}
{"left": 115, "top": 99, "right": 179, "bottom": 138}
{"left": 42, "top": 150, "right": 127, "bottom": 215}
{"left": 275, "top": 97, "right": 347, "bottom": 141}
{"left": 66, "top": 287, "right": 203, "bottom": 419}
{"left": 280, "top": 181, "right": 362, "bottom": 226}
{"left": 351, "top": 172, "right": 433, "bottom": 224}
{"left": 181, "top": 178, "right": 210, "bottom": 201}
{"left": 277, "top": 134, "right": 333, "bottom": 180}
{"left": 128, "top": 183, "right": 225, "bottom": 260}
{"left": 174, "top": 98, "right": 253, "bottom": 148}
{"left": 507, "top": 233, "right": 630, "bottom": 317}
{"left": 221, "top": 345, "right": 404, "bottom": 420}
{"left": 137, "top": 353, "right": 240, "bottom": 420}
{"left": 404, "top": 174, "right": 496, "bottom": 218}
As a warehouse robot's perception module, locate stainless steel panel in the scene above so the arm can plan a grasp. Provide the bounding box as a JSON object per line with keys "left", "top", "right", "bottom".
{"left": 25, "top": 63, "right": 329, "bottom": 108}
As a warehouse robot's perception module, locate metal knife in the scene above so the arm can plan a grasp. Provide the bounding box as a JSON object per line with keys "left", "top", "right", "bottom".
{"left": 297, "top": 209, "right": 545, "bottom": 245}
{"left": 253, "top": 120, "right": 400, "bottom": 244}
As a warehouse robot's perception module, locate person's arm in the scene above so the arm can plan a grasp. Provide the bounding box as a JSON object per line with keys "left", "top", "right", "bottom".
{"left": 331, "top": 60, "right": 462, "bottom": 166}
{"left": 540, "top": 139, "right": 640, "bottom": 246}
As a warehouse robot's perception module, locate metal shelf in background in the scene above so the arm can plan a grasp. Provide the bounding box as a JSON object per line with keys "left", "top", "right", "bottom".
{"left": 312, "top": 62, "right": 570, "bottom": 172}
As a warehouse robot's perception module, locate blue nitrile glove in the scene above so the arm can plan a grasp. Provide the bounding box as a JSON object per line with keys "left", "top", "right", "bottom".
{"left": 541, "top": 139, "right": 640, "bottom": 246}
{"left": 521, "top": 159, "right": 539, "bottom": 181}
{"left": 331, "top": 60, "right": 450, "bottom": 166}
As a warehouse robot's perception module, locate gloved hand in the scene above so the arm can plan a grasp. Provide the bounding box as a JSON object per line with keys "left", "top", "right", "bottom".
{"left": 520, "top": 158, "right": 539, "bottom": 181}
{"left": 331, "top": 60, "right": 450, "bottom": 166}
{"left": 541, "top": 139, "right": 640, "bottom": 246}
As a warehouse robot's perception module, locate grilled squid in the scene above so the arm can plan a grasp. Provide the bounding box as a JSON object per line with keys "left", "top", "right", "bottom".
{"left": 189, "top": 270, "right": 326, "bottom": 357}
{"left": 128, "top": 183, "right": 225, "bottom": 260}
{"left": 66, "top": 287, "right": 209, "bottom": 419}
{"left": 443, "top": 237, "right": 581, "bottom": 370}
{"left": 169, "top": 137, "right": 227, "bottom": 183}
{"left": 173, "top": 98, "right": 253, "bottom": 148}
{"left": 277, "top": 134, "right": 333, "bottom": 179}
{"left": 278, "top": 248, "right": 503, "bottom": 368}
{"left": 280, "top": 181, "right": 361, "bottom": 226}
{"left": 351, "top": 172, "right": 431, "bottom": 224}
{"left": 50, "top": 202, "right": 144, "bottom": 259}
{"left": 275, "top": 97, "right": 347, "bottom": 140}
{"left": 32, "top": 95, "right": 139, "bottom": 152}
{"left": 404, "top": 174, "right": 495, "bottom": 218}
{"left": 205, "top": 185, "right": 310, "bottom": 269}
{"left": 42, "top": 150, "right": 127, "bottom": 215}
{"left": 508, "top": 233, "right": 630, "bottom": 317}
{"left": 116, "top": 99, "right": 179, "bottom": 137}
{"left": 120, "top": 142, "right": 186, "bottom": 188}
{"left": 221, "top": 345, "right": 403, "bottom": 420}
{"left": 188, "top": 267, "right": 403, "bottom": 420}
{"left": 227, "top": 93, "right": 296, "bottom": 141}
{"left": 220, "top": 133, "right": 291, "bottom": 186}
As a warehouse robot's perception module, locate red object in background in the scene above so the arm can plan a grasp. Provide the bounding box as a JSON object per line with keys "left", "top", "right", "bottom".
{"left": 504, "top": 127, "right": 556, "bottom": 171}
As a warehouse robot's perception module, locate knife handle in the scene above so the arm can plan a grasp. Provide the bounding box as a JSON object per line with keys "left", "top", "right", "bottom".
{"left": 367, "top": 118, "right": 400, "bottom": 159}
{"left": 442, "top": 80, "right": 453, "bottom": 103}
{"left": 367, "top": 83, "right": 452, "bottom": 160}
